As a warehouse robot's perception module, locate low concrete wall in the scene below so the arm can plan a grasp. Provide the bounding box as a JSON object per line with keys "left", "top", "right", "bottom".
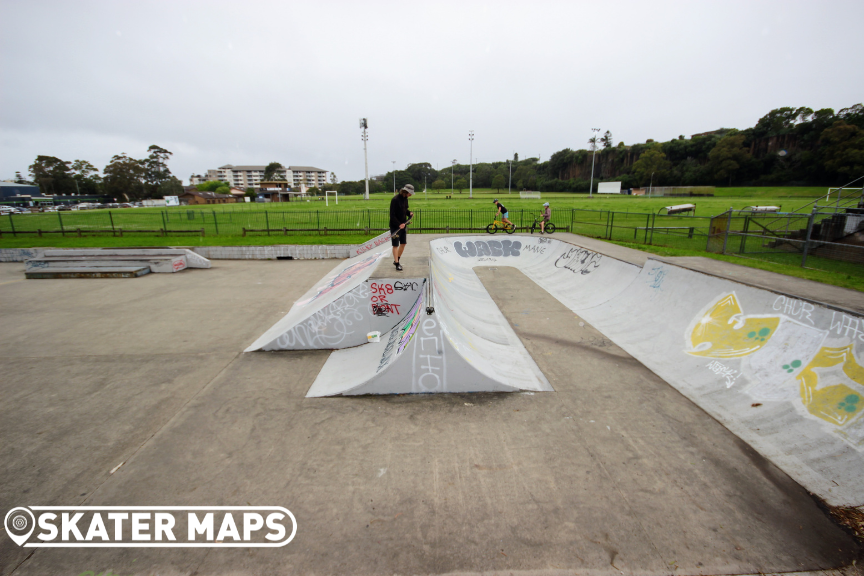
{"left": 0, "top": 248, "right": 45, "bottom": 262}
{"left": 0, "top": 245, "right": 355, "bottom": 262}
{"left": 191, "top": 245, "right": 354, "bottom": 260}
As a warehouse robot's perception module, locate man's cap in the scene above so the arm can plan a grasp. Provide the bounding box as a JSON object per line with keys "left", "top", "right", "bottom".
{"left": 492, "top": 199, "right": 498, "bottom": 202}
{"left": 400, "top": 184, "right": 415, "bottom": 195}
{"left": 543, "top": 202, "right": 549, "bottom": 206}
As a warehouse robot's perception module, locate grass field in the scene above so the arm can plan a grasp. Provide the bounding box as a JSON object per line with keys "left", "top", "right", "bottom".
{"left": 2, "top": 186, "right": 861, "bottom": 292}
{"left": 160, "top": 186, "right": 835, "bottom": 215}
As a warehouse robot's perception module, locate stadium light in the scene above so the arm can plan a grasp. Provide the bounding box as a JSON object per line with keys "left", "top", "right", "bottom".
{"left": 360, "top": 118, "right": 369, "bottom": 200}
{"left": 468, "top": 131, "right": 474, "bottom": 198}
{"left": 589, "top": 128, "right": 601, "bottom": 199}
{"left": 392, "top": 160, "right": 396, "bottom": 193}
{"left": 508, "top": 159, "right": 512, "bottom": 194}
{"left": 451, "top": 159, "right": 456, "bottom": 195}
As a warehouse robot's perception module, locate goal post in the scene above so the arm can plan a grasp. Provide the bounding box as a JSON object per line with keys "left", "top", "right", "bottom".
{"left": 325, "top": 190, "right": 338, "bottom": 206}
{"left": 519, "top": 191, "right": 541, "bottom": 199}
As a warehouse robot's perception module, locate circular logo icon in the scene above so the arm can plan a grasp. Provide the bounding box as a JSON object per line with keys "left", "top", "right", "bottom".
{"left": 4, "top": 507, "right": 35, "bottom": 546}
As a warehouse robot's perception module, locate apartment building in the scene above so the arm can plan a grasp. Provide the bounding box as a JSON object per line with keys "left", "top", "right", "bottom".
{"left": 194, "top": 165, "right": 329, "bottom": 189}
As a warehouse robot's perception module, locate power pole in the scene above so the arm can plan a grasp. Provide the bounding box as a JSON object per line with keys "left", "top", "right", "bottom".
{"left": 360, "top": 118, "right": 369, "bottom": 200}
{"left": 468, "top": 131, "right": 474, "bottom": 198}
{"left": 589, "top": 128, "right": 600, "bottom": 199}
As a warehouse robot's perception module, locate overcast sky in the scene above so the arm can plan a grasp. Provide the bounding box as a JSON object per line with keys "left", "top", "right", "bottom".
{"left": 2, "top": 0, "right": 862, "bottom": 185}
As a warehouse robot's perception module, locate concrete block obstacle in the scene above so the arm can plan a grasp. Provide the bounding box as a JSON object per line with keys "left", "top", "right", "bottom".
{"left": 24, "top": 248, "right": 211, "bottom": 278}
{"left": 25, "top": 266, "right": 151, "bottom": 279}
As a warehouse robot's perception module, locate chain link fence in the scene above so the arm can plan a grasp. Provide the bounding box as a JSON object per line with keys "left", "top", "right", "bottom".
{"left": 706, "top": 208, "right": 864, "bottom": 277}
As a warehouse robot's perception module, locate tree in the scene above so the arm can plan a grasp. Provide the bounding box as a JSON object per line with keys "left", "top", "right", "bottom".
{"left": 330, "top": 172, "right": 338, "bottom": 184}
{"left": 708, "top": 133, "right": 751, "bottom": 185}
{"left": 820, "top": 121, "right": 864, "bottom": 178}
{"left": 143, "top": 145, "right": 173, "bottom": 197}
{"left": 245, "top": 187, "right": 257, "bottom": 199}
{"left": 454, "top": 177, "right": 467, "bottom": 193}
{"left": 29, "top": 155, "right": 74, "bottom": 196}
{"left": 601, "top": 130, "right": 613, "bottom": 148}
{"left": 70, "top": 160, "right": 102, "bottom": 195}
{"left": 14, "top": 171, "right": 33, "bottom": 185}
{"left": 491, "top": 174, "right": 505, "bottom": 192}
{"left": 431, "top": 179, "right": 445, "bottom": 193}
{"left": 632, "top": 146, "right": 672, "bottom": 186}
{"left": 158, "top": 176, "right": 183, "bottom": 198}
{"left": 197, "top": 181, "right": 227, "bottom": 192}
{"left": 263, "top": 162, "right": 284, "bottom": 181}
{"left": 103, "top": 154, "right": 146, "bottom": 200}
{"left": 513, "top": 153, "right": 518, "bottom": 162}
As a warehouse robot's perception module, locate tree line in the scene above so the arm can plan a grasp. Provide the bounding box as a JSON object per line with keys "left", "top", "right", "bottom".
{"left": 17, "top": 145, "right": 183, "bottom": 201}
{"left": 335, "top": 103, "right": 864, "bottom": 194}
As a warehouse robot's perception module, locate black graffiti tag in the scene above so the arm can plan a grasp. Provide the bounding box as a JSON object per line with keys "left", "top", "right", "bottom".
{"left": 454, "top": 240, "right": 521, "bottom": 258}
{"left": 554, "top": 247, "right": 602, "bottom": 275}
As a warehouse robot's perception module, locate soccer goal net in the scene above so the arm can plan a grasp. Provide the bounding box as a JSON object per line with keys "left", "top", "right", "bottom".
{"left": 325, "top": 190, "right": 338, "bottom": 206}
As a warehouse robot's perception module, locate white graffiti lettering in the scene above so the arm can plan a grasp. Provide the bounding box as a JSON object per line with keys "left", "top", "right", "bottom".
{"left": 772, "top": 296, "right": 815, "bottom": 325}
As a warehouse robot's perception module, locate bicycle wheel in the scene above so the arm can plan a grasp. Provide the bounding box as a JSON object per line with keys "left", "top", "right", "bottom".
{"left": 505, "top": 222, "right": 516, "bottom": 234}
{"left": 486, "top": 223, "right": 497, "bottom": 234}
{"left": 530, "top": 222, "right": 536, "bottom": 234}
{"left": 544, "top": 222, "right": 556, "bottom": 234}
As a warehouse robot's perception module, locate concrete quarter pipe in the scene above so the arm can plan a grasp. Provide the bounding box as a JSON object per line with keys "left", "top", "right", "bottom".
{"left": 246, "top": 235, "right": 864, "bottom": 506}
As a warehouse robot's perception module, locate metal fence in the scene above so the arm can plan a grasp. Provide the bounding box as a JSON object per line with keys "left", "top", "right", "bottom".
{"left": 706, "top": 208, "right": 864, "bottom": 276}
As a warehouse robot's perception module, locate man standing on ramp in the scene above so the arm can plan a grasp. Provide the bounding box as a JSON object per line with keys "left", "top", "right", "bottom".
{"left": 390, "top": 184, "right": 414, "bottom": 271}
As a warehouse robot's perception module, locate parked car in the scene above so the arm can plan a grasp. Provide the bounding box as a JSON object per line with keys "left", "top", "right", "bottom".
{"left": 56, "top": 205, "right": 72, "bottom": 211}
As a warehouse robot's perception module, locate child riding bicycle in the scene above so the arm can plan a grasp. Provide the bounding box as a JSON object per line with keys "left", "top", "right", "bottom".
{"left": 541, "top": 202, "right": 551, "bottom": 233}
{"left": 493, "top": 199, "right": 513, "bottom": 229}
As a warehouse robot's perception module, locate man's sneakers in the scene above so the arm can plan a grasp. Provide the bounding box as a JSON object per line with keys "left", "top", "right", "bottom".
{"left": 394, "top": 260, "right": 403, "bottom": 271}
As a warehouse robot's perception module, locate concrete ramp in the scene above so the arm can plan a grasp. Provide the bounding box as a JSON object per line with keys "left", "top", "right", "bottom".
{"left": 430, "top": 236, "right": 864, "bottom": 505}
{"left": 307, "top": 289, "right": 550, "bottom": 396}
{"left": 246, "top": 246, "right": 429, "bottom": 351}
{"left": 574, "top": 259, "right": 864, "bottom": 506}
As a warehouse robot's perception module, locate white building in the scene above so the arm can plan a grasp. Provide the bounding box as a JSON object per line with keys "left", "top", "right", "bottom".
{"left": 197, "top": 165, "right": 328, "bottom": 189}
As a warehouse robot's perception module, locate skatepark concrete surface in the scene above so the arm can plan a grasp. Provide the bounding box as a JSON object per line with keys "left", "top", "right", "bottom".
{"left": 1, "top": 233, "right": 863, "bottom": 576}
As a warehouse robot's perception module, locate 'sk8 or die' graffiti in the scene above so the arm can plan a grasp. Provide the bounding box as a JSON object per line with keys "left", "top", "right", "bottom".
{"left": 686, "top": 291, "right": 864, "bottom": 439}
{"left": 554, "top": 247, "right": 602, "bottom": 275}
{"left": 454, "top": 240, "right": 521, "bottom": 258}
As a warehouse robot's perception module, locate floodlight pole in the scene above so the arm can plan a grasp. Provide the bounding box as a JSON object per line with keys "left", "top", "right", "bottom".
{"left": 451, "top": 159, "right": 456, "bottom": 195}
{"left": 589, "top": 128, "right": 600, "bottom": 199}
{"left": 392, "top": 160, "right": 396, "bottom": 193}
{"left": 649, "top": 172, "right": 654, "bottom": 198}
{"left": 508, "top": 159, "right": 512, "bottom": 194}
{"left": 468, "top": 131, "right": 474, "bottom": 198}
{"left": 360, "top": 118, "right": 370, "bottom": 200}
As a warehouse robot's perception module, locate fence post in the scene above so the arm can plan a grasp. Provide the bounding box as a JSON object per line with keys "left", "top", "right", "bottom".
{"left": 570, "top": 208, "right": 574, "bottom": 234}
{"left": 58, "top": 211, "right": 64, "bottom": 236}
{"left": 649, "top": 213, "right": 656, "bottom": 245}
{"left": 9, "top": 213, "right": 16, "bottom": 236}
{"left": 109, "top": 211, "right": 116, "bottom": 236}
{"left": 801, "top": 207, "right": 818, "bottom": 268}
{"left": 739, "top": 216, "right": 750, "bottom": 253}
{"left": 721, "top": 209, "right": 733, "bottom": 254}
{"left": 608, "top": 212, "right": 615, "bottom": 240}
{"left": 161, "top": 211, "right": 167, "bottom": 231}
{"left": 212, "top": 210, "right": 219, "bottom": 235}
{"left": 644, "top": 213, "right": 650, "bottom": 243}
{"left": 265, "top": 211, "right": 270, "bottom": 236}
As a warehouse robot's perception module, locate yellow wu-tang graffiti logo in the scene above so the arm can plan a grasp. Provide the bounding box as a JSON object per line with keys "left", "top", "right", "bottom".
{"left": 687, "top": 293, "right": 864, "bottom": 428}
{"left": 687, "top": 293, "right": 779, "bottom": 358}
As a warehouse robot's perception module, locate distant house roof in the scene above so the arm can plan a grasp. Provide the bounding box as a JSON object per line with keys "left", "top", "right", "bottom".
{"left": 289, "top": 166, "right": 326, "bottom": 172}
{"left": 180, "top": 191, "right": 234, "bottom": 200}
{"left": 1, "top": 182, "right": 41, "bottom": 198}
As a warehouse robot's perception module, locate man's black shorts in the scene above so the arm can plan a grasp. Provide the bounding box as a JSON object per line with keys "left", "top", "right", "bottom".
{"left": 391, "top": 228, "right": 407, "bottom": 247}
